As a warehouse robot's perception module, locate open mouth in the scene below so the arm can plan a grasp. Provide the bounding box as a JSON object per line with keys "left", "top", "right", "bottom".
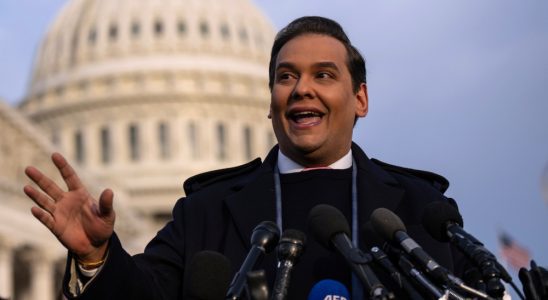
{"left": 289, "top": 111, "right": 324, "bottom": 125}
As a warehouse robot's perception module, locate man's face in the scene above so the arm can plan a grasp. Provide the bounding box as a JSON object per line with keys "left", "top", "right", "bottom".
{"left": 270, "top": 34, "right": 368, "bottom": 166}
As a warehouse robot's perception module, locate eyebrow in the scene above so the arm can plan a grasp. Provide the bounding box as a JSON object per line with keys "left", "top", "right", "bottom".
{"left": 275, "top": 61, "right": 340, "bottom": 72}
{"left": 275, "top": 62, "right": 297, "bottom": 72}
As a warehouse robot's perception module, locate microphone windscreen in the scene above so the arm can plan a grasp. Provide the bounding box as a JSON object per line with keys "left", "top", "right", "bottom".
{"left": 421, "top": 201, "right": 464, "bottom": 242}
{"left": 251, "top": 220, "right": 280, "bottom": 253}
{"left": 307, "top": 204, "right": 350, "bottom": 249}
{"left": 370, "top": 208, "right": 406, "bottom": 243}
{"left": 447, "top": 197, "right": 460, "bottom": 210}
{"left": 280, "top": 228, "right": 306, "bottom": 248}
{"left": 280, "top": 228, "right": 307, "bottom": 244}
{"left": 307, "top": 279, "right": 350, "bottom": 300}
{"left": 277, "top": 229, "right": 306, "bottom": 261}
{"left": 186, "top": 250, "right": 231, "bottom": 300}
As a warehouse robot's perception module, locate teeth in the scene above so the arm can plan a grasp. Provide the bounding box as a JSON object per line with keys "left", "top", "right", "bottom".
{"left": 290, "top": 111, "right": 323, "bottom": 124}
{"left": 293, "top": 111, "right": 321, "bottom": 118}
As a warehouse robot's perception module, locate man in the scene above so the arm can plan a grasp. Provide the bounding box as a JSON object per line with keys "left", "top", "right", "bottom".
{"left": 24, "top": 16, "right": 464, "bottom": 299}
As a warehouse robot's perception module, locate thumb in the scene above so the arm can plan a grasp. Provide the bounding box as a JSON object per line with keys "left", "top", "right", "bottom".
{"left": 98, "top": 188, "right": 114, "bottom": 218}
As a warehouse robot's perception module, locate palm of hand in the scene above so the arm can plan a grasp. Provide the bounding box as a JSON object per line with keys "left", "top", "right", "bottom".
{"left": 52, "top": 188, "right": 114, "bottom": 257}
{"left": 24, "top": 153, "right": 115, "bottom": 261}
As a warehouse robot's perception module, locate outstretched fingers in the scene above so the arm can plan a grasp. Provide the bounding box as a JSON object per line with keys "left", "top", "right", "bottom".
{"left": 24, "top": 166, "right": 64, "bottom": 201}
{"left": 98, "top": 189, "right": 114, "bottom": 218}
{"left": 30, "top": 206, "right": 56, "bottom": 233}
{"left": 23, "top": 185, "right": 56, "bottom": 214}
{"left": 51, "top": 152, "right": 84, "bottom": 191}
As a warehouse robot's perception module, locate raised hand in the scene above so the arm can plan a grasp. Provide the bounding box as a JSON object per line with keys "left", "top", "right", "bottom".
{"left": 23, "top": 153, "right": 115, "bottom": 263}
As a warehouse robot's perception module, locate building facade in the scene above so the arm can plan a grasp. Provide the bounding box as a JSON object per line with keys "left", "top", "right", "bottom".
{"left": 0, "top": 0, "right": 275, "bottom": 298}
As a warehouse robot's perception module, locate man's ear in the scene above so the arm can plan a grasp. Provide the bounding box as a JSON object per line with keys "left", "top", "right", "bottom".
{"left": 355, "top": 83, "right": 368, "bottom": 118}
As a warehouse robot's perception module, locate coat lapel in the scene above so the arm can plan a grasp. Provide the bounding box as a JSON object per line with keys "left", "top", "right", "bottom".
{"left": 224, "top": 147, "right": 279, "bottom": 249}
{"left": 352, "top": 143, "right": 405, "bottom": 231}
{"left": 224, "top": 143, "right": 406, "bottom": 249}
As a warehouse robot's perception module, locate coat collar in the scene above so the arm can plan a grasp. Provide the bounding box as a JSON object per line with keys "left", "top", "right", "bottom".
{"left": 224, "top": 146, "right": 279, "bottom": 248}
{"left": 224, "top": 143, "right": 405, "bottom": 248}
{"left": 351, "top": 143, "right": 405, "bottom": 234}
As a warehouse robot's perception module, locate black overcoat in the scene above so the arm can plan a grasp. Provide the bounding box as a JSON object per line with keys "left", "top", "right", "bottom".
{"left": 64, "top": 143, "right": 467, "bottom": 299}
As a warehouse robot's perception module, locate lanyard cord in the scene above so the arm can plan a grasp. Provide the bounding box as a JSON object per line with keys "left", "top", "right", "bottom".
{"left": 273, "top": 158, "right": 363, "bottom": 299}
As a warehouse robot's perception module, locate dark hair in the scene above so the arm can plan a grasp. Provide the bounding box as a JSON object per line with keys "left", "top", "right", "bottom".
{"left": 268, "top": 16, "right": 366, "bottom": 92}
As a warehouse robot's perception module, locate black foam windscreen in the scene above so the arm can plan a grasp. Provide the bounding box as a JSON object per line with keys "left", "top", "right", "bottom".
{"left": 421, "top": 201, "right": 464, "bottom": 242}
{"left": 447, "top": 197, "right": 459, "bottom": 210}
{"left": 307, "top": 204, "right": 350, "bottom": 249}
{"left": 186, "top": 250, "right": 231, "bottom": 300}
{"left": 370, "top": 208, "right": 406, "bottom": 243}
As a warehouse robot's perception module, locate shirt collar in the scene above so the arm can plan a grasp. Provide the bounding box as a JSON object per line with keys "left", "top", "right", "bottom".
{"left": 277, "top": 149, "right": 353, "bottom": 174}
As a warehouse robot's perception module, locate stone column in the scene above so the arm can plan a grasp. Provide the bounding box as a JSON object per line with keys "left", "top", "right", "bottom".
{"left": 28, "top": 249, "right": 55, "bottom": 300}
{"left": 0, "top": 241, "right": 14, "bottom": 299}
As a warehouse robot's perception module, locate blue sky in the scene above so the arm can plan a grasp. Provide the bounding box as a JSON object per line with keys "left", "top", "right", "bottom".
{"left": 253, "top": 0, "right": 548, "bottom": 278}
{"left": 1, "top": 0, "right": 547, "bottom": 288}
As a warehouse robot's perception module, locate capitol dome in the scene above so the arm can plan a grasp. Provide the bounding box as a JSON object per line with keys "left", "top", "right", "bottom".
{"left": 19, "top": 0, "right": 277, "bottom": 220}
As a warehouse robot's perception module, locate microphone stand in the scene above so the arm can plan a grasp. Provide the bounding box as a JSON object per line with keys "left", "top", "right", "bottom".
{"left": 370, "top": 246, "right": 423, "bottom": 300}
{"left": 332, "top": 234, "right": 394, "bottom": 300}
{"left": 448, "top": 228, "right": 507, "bottom": 298}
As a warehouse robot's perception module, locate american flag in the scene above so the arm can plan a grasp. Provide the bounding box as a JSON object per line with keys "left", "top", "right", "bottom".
{"left": 498, "top": 231, "right": 531, "bottom": 270}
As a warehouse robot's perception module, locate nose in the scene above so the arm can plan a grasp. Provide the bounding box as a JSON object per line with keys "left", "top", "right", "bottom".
{"left": 291, "top": 76, "right": 314, "bottom": 100}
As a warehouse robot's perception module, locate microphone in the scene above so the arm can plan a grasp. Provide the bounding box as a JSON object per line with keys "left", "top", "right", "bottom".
{"left": 271, "top": 229, "right": 306, "bottom": 300}
{"left": 246, "top": 270, "right": 269, "bottom": 300}
{"left": 308, "top": 204, "right": 393, "bottom": 300}
{"left": 370, "top": 207, "right": 451, "bottom": 286}
{"left": 362, "top": 223, "right": 424, "bottom": 300}
{"left": 372, "top": 208, "right": 488, "bottom": 300}
{"left": 185, "top": 251, "right": 232, "bottom": 300}
{"left": 398, "top": 252, "right": 446, "bottom": 299}
{"left": 519, "top": 260, "right": 548, "bottom": 300}
{"left": 366, "top": 216, "right": 452, "bottom": 299}
{"left": 226, "top": 221, "right": 280, "bottom": 300}
{"left": 307, "top": 279, "right": 350, "bottom": 300}
{"left": 422, "top": 201, "right": 510, "bottom": 298}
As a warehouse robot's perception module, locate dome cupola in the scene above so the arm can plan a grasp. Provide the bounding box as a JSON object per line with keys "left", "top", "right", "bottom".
{"left": 19, "top": 0, "right": 277, "bottom": 218}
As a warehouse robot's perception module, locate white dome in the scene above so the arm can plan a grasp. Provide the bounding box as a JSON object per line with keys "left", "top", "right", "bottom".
{"left": 19, "top": 0, "right": 277, "bottom": 218}
{"left": 23, "top": 0, "right": 274, "bottom": 104}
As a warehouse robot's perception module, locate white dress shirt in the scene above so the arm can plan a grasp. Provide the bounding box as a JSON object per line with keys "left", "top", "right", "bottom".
{"left": 277, "top": 149, "right": 353, "bottom": 174}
